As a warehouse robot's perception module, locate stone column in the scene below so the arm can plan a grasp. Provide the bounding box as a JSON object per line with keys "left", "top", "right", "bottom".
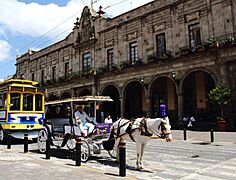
{"left": 145, "top": 96, "right": 152, "bottom": 117}
{"left": 177, "top": 93, "right": 184, "bottom": 126}
{"left": 120, "top": 97, "right": 125, "bottom": 118}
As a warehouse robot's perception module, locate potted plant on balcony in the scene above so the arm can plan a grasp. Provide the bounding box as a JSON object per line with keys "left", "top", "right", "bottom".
{"left": 208, "top": 84, "right": 231, "bottom": 131}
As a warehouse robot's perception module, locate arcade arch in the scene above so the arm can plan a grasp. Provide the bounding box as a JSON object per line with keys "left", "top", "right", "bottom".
{"left": 101, "top": 85, "right": 120, "bottom": 121}
{"left": 182, "top": 70, "right": 215, "bottom": 128}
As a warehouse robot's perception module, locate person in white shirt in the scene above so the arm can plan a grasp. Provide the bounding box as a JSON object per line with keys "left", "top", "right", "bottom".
{"left": 74, "top": 105, "right": 95, "bottom": 136}
{"left": 104, "top": 115, "right": 113, "bottom": 124}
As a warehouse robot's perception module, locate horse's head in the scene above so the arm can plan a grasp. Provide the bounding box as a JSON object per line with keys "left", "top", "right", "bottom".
{"left": 160, "top": 117, "right": 172, "bottom": 142}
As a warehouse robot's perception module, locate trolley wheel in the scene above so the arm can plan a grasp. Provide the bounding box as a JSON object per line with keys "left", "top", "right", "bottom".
{"left": 0, "top": 129, "right": 6, "bottom": 143}
{"left": 81, "top": 140, "right": 90, "bottom": 163}
{"left": 108, "top": 148, "right": 117, "bottom": 159}
{"left": 37, "top": 129, "right": 47, "bottom": 153}
{"left": 66, "top": 136, "right": 76, "bottom": 151}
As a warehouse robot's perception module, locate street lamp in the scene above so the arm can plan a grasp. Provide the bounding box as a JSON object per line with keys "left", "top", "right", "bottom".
{"left": 171, "top": 71, "right": 179, "bottom": 85}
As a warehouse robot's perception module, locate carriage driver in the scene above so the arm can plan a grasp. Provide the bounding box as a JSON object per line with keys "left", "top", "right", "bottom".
{"left": 74, "top": 105, "right": 96, "bottom": 136}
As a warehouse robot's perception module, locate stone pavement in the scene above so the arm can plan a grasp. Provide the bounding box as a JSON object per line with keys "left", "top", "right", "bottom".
{"left": 0, "top": 130, "right": 236, "bottom": 180}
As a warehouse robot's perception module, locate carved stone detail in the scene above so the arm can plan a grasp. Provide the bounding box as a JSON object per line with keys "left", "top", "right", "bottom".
{"left": 78, "top": 7, "right": 95, "bottom": 43}
{"left": 185, "top": 11, "right": 200, "bottom": 22}
{"left": 105, "top": 39, "right": 114, "bottom": 48}
{"left": 153, "top": 23, "right": 165, "bottom": 32}
{"left": 127, "top": 32, "right": 137, "bottom": 41}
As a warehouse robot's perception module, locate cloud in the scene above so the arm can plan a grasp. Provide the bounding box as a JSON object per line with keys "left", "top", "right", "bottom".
{"left": 0, "top": 40, "right": 11, "bottom": 62}
{"left": 0, "top": 0, "right": 153, "bottom": 50}
{"left": 0, "top": 0, "right": 84, "bottom": 40}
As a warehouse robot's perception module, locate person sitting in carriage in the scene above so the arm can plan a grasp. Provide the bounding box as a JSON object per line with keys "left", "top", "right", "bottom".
{"left": 74, "top": 105, "right": 97, "bottom": 136}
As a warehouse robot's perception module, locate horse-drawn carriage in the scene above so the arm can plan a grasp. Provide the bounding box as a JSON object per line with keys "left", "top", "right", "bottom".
{"left": 37, "top": 96, "right": 115, "bottom": 162}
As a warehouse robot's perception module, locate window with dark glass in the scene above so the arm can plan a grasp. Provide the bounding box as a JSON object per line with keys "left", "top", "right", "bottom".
{"left": 0, "top": 92, "right": 6, "bottom": 110}
{"left": 65, "top": 62, "right": 69, "bottom": 77}
{"left": 129, "top": 42, "right": 138, "bottom": 65}
{"left": 82, "top": 52, "right": 91, "bottom": 73}
{"left": 23, "top": 93, "right": 33, "bottom": 111}
{"left": 107, "top": 48, "right": 114, "bottom": 68}
{"left": 156, "top": 33, "right": 166, "bottom": 58}
{"left": 32, "top": 73, "right": 35, "bottom": 81}
{"left": 35, "top": 94, "right": 43, "bottom": 111}
{"left": 52, "top": 66, "right": 56, "bottom": 81}
{"left": 189, "top": 23, "right": 201, "bottom": 48}
{"left": 10, "top": 93, "right": 21, "bottom": 111}
{"left": 41, "top": 70, "right": 44, "bottom": 84}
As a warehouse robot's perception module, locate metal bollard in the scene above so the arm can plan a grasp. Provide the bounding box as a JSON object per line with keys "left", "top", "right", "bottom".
{"left": 183, "top": 128, "right": 187, "bottom": 140}
{"left": 46, "top": 139, "right": 50, "bottom": 159}
{"left": 119, "top": 140, "right": 126, "bottom": 177}
{"left": 24, "top": 134, "right": 28, "bottom": 153}
{"left": 210, "top": 129, "right": 214, "bottom": 142}
{"left": 75, "top": 138, "right": 81, "bottom": 166}
{"left": 7, "top": 132, "right": 12, "bottom": 149}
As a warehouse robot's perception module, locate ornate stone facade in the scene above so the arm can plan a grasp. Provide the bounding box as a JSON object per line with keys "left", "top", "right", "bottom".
{"left": 16, "top": 0, "right": 236, "bottom": 130}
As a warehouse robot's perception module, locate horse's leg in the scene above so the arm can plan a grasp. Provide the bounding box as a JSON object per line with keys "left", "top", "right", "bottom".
{"left": 136, "top": 141, "right": 142, "bottom": 170}
{"left": 139, "top": 142, "right": 147, "bottom": 169}
{"left": 114, "top": 138, "right": 120, "bottom": 162}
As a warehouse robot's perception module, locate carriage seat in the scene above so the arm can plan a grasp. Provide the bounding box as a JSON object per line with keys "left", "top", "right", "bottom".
{"left": 46, "top": 118, "right": 70, "bottom": 133}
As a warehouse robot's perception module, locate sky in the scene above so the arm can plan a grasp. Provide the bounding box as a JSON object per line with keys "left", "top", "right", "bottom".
{"left": 0, "top": 0, "right": 153, "bottom": 79}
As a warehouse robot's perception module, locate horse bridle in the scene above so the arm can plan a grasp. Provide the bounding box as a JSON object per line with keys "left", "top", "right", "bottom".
{"left": 159, "top": 121, "right": 172, "bottom": 139}
{"left": 140, "top": 119, "right": 171, "bottom": 139}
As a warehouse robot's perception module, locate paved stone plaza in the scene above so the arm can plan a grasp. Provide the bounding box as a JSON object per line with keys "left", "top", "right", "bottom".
{"left": 0, "top": 130, "right": 236, "bottom": 180}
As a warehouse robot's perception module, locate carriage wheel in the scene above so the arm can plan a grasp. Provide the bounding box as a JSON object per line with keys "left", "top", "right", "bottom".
{"left": 37, "top": 129, "right": 47, "bottom": 153}
{"left": 108, "top": 148, "right": 117, "bottom": 159}
{"left": 66, "top": 136, "right": 76, "bottom": 150}
{"left": 81, "top": 140, "right": 90, "bottom": 163}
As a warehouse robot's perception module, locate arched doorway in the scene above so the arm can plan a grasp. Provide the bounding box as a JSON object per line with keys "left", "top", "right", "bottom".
{"left": 150, "top": 77, "right": 177, "bottom": 127}
{"left": 60, "top": 92, "right": 71, "bottom": 100}
{"left": 182, "top": 70, "right": 215, "bottom": 129}
{"left": 124, "top": 81, "right": 144, "bottom": 118}
{"left": 78, "top": 88, "right": 92, "bottom": 96}
{"left": 102, "top": 85, "right": 120, "bottom": 122}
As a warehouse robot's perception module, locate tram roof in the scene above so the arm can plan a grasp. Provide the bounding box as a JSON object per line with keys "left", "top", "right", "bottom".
{"left": 0, "top": 79, "right": 46, "bottom": 92}
{"left": 0, "top": 79, "right": 39, "bottom": 86}
{"left": 45, "top": 96, "right": 113, "bottom": 105}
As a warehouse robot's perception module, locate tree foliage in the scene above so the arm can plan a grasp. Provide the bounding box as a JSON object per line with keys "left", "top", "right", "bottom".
{"left": 208, "top": 84, "right": 231, "bottom": 117}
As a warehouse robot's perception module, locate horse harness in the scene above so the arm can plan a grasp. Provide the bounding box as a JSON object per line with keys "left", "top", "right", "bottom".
{"left": 115, "top": 118, "right": 153, "bottom": 142}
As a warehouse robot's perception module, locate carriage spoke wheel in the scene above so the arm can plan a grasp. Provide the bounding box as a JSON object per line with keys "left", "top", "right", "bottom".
{"left": 81, "top": 140, "right": 90, "bottom": 163}
{"left": 108, "top": 148, "right": 116, "bottom": 159}
{"left": 66, "top": 136, "right": 76, "bottom": 150}
{"left": 37, "top": 129, "right": 47, "bottom": 153}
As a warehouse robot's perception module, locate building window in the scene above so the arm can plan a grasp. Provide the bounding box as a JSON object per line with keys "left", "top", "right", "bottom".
{"left": 41, "top": 70, "right": 44, "bottom": 84}
{"left": 129, "top": 42, "right": 138, "bottom": 65}
{"left": 107, "top": 48, "right": 114, "bottom": 68}
{"left": 32, "top": 73, "right": 35, "bottom": 81}
{"left": 65, "top": 62, "right": 69, "bottom": 77}
{"left": 189, "top": 23, "right": 201, "bottom": 48}
{"left": 52, "top": 66, "right": 56, "bottom": 81}
{"left": 82, "top": 52, "right": 91, "bottom": 73}
{"left": 156, "top": 33, "right": 166, "bottom": 58}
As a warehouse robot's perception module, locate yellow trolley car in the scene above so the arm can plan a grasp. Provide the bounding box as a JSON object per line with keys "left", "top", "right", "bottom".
{"left": 0, "top": 79, "right": 46, "bottom": 141}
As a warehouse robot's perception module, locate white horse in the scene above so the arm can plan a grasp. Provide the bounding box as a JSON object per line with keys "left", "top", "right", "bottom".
{"left": 104, "top": 117, "right": 172, "bottom": 170}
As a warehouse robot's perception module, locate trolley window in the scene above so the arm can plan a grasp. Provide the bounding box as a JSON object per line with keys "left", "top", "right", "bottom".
{"left": 10, "top": 93, "right": 21, "bottom": 111}
{"left": 35, "top": 94, "right": 43, "bottom": 111}
{"left": 23, "top": 93, "right": 33, "bottom": 111}
{"left": 0, "top": 92, "right": 6, "bottom": 110}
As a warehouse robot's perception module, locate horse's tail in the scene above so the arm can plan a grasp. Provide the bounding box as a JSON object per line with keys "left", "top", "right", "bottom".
{"left": 103, "top": 125, "right": 115, "bottom": 151}
{"left": 109, "top": 126, "right": 114, "bottom": 140}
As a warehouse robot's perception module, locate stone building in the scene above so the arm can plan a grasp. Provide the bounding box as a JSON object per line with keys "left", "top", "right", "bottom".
{"left": 16, "top": 0, "right": 236, "bottom": 130}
